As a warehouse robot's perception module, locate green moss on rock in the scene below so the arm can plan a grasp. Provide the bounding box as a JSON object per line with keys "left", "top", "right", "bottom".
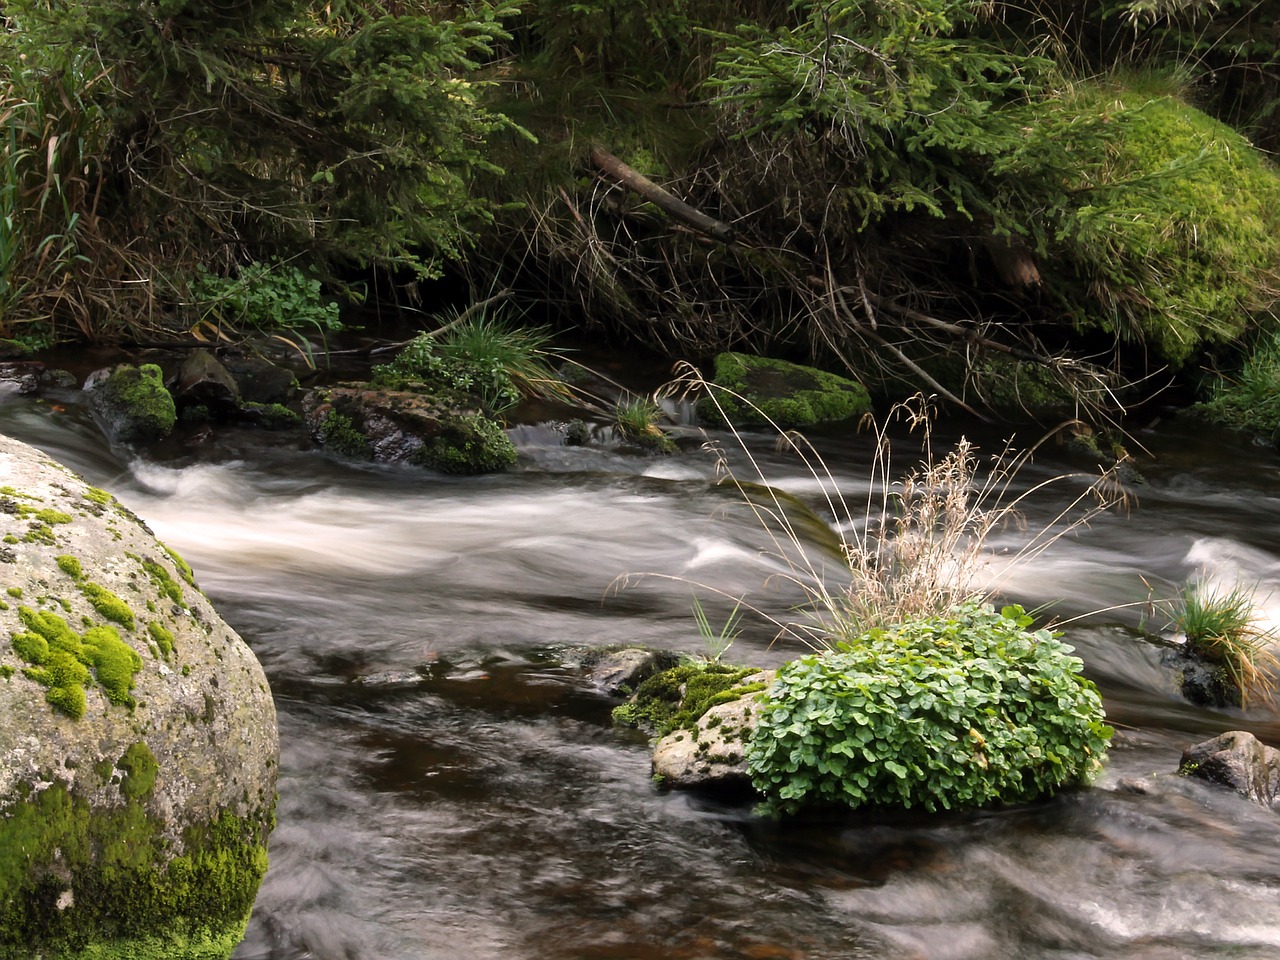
{"left": 412, "top": 414, "right": 518, "bottom": 474}
{"left": 56, "top": 555, "right": 83, "bottom": 579}
{"left": 0, "top": 779, "right": 270, "bottom": 960}
{"left": 698, "top": 353, "right": 871, "bottom": 429}
{"left": 139, "top": 559, "right": 184, "bottom": 605}
{"left": 613, "top": 661, "right": 761, "bottom": 735}
{"left": 146, "top": 621, "right": 176, "bottom": 659}
{"left": 96, "top": 364, "right": 178, "bottom": 443}
{"left": 317, "top": 411, "right": 372, "bottom": 459}
{"left": 79, "top": 582, "right": 136, "bottom": 630}
{"left": 11, "top": 607, "right": 142, "bottom": 717}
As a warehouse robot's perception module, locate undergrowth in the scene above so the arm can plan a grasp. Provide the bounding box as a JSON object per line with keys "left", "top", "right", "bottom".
{"left": 1165, "top": 577, "right": 1279, "bottom": 709}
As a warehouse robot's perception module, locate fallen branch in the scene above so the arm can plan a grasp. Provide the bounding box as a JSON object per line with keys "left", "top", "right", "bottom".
{"left": 590, "top": 147, "right": 737, "bottom": 244}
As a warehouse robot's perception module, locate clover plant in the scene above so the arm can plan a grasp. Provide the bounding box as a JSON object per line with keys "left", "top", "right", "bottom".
{"left": 746, "top": 601, "right": 1112, "bottom": 817}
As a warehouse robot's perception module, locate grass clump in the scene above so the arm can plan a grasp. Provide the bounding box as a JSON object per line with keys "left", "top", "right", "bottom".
{"left": 1165, "top": 578, "right": 1279, "bottom": 708}
{"left": 375, "top": 310, "right": 567, "bottom": 415}
{"left": 614, "top": 396, "right": 676, "bottom": 453}
{"left": 1196, "top": 331, "right": 1280, "bottom": 444}
{"left": 747, "top": 601, "right": 1112, "bottom": 816}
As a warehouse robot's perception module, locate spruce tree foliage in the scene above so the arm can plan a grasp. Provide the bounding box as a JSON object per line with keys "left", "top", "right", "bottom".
{"left": 478, "top": 0, "right": 1280, "bottom": 404}
{"left": 0, "top": 0, "right": 525, "bottom": 337}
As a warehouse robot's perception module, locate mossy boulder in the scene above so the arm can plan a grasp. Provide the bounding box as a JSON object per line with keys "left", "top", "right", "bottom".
{"left": 301, "top": 383, "right": 517, "bottom": 474}
{"left": 0, "top": 434, "right": 278, "bottom": 960}
{"left": 698, "top": 353, "right": 871, "bottom": 429}
{"left": 85, "top": 364, "right": 178, "bottom": 444}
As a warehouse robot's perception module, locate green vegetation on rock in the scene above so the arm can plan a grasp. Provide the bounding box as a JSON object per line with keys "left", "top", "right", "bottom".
{"left": 0, "top": 776, "right": 270, "bottom": 960}
{"left": 747, "top": 602, "right": 1112, "bottom": 816}
{"left": 97, "top": 365, "right": 177, "bottom": 443}
{"left": 1197, "top": 330, "right": 1280, "bottom": 444}
{"left": 613, "top": 661, "right": 763, "bottom": 736}
{"left": 411, "top": 415, "right": 518, "bottom": 474}
{"left": 79, "top": 582, "right": 136, "bottom": 630}
{"left": 317, "top": 411, "right": 373, "bottom": 459}
{"left": 699, "top": 353, "right": 871, "bottom": 429}
{"left": 10, "top": 606, "right": 142, "bottom": 717}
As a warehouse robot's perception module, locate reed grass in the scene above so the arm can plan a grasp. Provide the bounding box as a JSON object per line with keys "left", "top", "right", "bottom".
{"left": 625, "top": 363, "right": 1131, "bottom": 649}
{"left": 1167, "top": 578, "right": 1279, "bottom": 709}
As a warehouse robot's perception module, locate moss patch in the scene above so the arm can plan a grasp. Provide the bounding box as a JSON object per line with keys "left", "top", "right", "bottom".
{"left": 163, "top": 546, "right": 197, "bottom": 588}
{"left": 146, "top": 622, "right": 175, "bottom": 659}
{"left": 56, "top": 555, "right": 83, "bottom": 579}
{"left": 699, "top": 353, "right": 871, "bottom": 429}
{"left": 0, "top": 778, "right": 270, "bottom": 960}
{"left": 78, "top": 582, "right": 136, "bottom": 630}
{"left": 97, "top": 364, "right": 177, "bottom": 443}
{"left": 411, "top": 414, "right": 518, "bottom": 474}
{"left": 10, "top": 607, "right": 143, "bottom": 717}
{"left": 317, "top": 410, "right": 372, "bottom": 459}
{"left": 138, "top": 558, "right": 184, "bottom": 605}
{"left": 612, "top": 661, "right": 762, "bottom": 735}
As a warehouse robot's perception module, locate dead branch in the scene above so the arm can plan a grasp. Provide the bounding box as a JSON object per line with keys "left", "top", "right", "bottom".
{"left": 589, "top": 147, "right": 737, "bottom": 244}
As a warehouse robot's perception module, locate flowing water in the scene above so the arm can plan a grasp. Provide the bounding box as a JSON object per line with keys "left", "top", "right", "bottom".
{"left": 3, "top": 386, "right": 1280, "bottom": 960}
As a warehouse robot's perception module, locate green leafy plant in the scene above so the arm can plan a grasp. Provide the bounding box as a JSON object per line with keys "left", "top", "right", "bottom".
{"left": 189, "top": 261, "right": 342, "bottom": 335}
{"left": 1165, "top": 577, "right": 1279, "bottom": 708}
{"left": 746, "top": 601, "right": 1113, "bottom": 816}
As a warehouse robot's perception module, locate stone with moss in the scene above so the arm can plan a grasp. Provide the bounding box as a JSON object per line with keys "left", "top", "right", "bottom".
{"left": 85, "top": 364, "right": 177, "bottom": 444}
{"left": 301, "top": 383, "right": 516, "bottom": 475}
{"left": 0, "top": 434, "right": 277, "bottom": 960}
{"left": 698, "top": 353, "right": 871, "bottom": 429}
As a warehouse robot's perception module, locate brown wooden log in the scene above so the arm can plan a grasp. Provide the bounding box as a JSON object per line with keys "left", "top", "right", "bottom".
{"left": 589, "top": 147, "right": 736, "bottom": 244}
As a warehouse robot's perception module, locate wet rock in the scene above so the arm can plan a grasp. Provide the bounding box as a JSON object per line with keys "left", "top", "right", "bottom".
{"left": 564, "top": 646, "right": 679, "bottom": 697}
{"left": 84, "top": 362, "right": 177, "bottom": 443}
{"left": 301, "top": 383, "right": 516, "bottom": 474}
{"left": 175, "top": 349, "right": 240, "bottom": 409}
{"left": 223, "top": 355, "right": 299, "bottom": 405}
{"left": 652, "top": 686, "right": 768, "bottom": 791}
{"left": 0, "top": 361, "right": 42, "bottom": 394}
{"left": 1163, "top": 648, "right": 1240, "bottom": 708}
{"left": 1180, "top": 731, "right": 1280, "bottom": 807}
{"left": 0, "top": 433, "right": 278, "bottom": 958}
{"left": 697, "top": 352, "right": 871, "bottom": 429}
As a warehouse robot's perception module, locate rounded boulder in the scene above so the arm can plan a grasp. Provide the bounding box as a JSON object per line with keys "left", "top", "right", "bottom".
{"left": 0, "top": 434, "right": 278, "bottom": 959}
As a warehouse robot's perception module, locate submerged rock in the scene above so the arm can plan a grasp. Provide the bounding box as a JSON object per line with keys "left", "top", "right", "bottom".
{"left": 84, "top": 363, "right": 177, "bottom": 444}
{"left": 697, "top": 352, "right": 871, "bottom": 429}
{"left": 301, "top": 383, "right": 517, "bottom": 474}
{"left": 0, "top": 434, "right": 278, "bottom": 959}
{"left": 1180, "top": 731, "right": 1280, "bottom": 807}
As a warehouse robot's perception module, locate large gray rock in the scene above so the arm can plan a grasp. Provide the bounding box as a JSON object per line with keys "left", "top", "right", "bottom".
{"left": 0, "top": 434, "right": 278, "bottom": 959}
{"left": 1180, "top": 730, "right": 1280, "bottom": 807}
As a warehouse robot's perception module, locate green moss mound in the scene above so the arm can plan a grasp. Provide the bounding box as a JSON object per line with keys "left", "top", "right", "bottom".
{"left": 412, "top": 414, "right": 518, "bottom": 475}
{"left": 1037, "top": 79, "right": 1280, "bottom": 366}
{"left": 699, "top": 353, "right": 871, "bottom": 429}
{"left": 747, "top": 601, "right": 1112, "bottom": 817}
{"left": 98, "top": 365, "right": 177, "bottom": 443}
{"left": 0, "top": 771, "right": 270, "bottom": 960}
{"left": 10, "top": 607, "right": 142, "bottom": 718}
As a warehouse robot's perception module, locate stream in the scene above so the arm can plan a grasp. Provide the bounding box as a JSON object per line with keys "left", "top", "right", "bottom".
{"left": 2, "top": 386, "right": 1279, "bottom": 960}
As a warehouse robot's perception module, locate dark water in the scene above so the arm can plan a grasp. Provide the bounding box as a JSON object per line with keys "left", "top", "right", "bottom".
{"left": 3, "top": 389, "right": 1280, "bottom": 960}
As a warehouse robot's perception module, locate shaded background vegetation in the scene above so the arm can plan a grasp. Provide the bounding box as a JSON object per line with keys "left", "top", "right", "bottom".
{"left": 2, "top": 0, "right": 1279, "bottom": 421}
